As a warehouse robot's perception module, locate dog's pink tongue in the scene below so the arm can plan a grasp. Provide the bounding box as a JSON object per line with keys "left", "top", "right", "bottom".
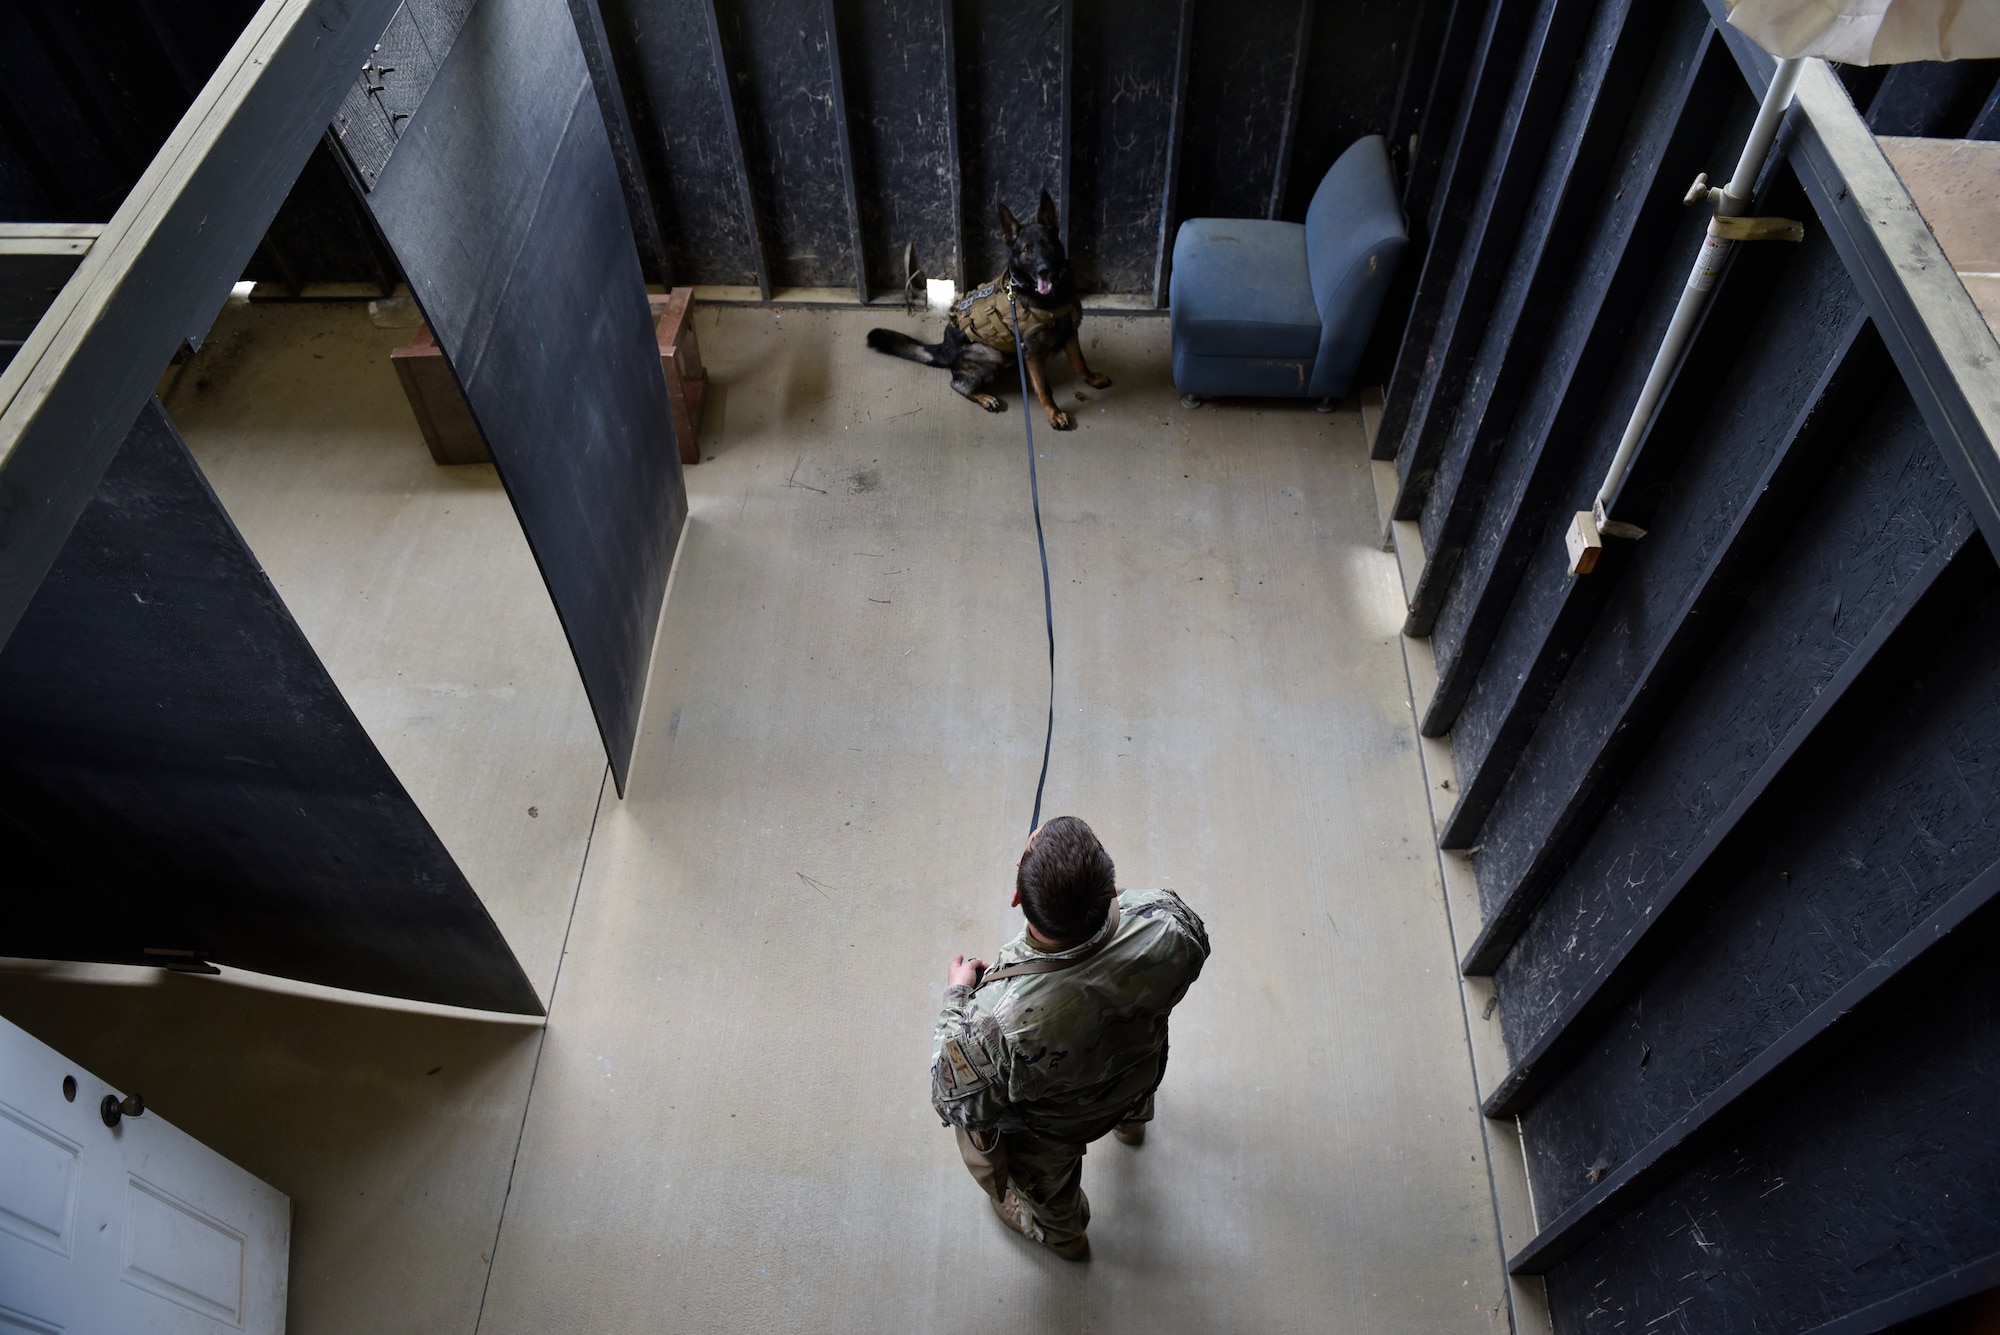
{"left": 1036, "top": 276, "right": 1053, "bottom": 295}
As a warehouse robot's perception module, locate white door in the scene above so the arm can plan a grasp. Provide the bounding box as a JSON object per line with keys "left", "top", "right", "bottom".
{"left": 0, "top": 1014, "right": 288, "bottom": 1332}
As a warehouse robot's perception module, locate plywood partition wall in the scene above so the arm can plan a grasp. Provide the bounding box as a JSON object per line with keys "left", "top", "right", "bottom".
{"left": 1372, "top": 0, "right": 2000, "bottom": 1327}
{"left": 0, "top": 400, "right": 542, "bottom": 1015}
{"left": 353, "top": 0, "right": 688, "bottom": 793}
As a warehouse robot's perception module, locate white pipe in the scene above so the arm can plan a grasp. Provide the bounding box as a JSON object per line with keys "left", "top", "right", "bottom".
{"left": 1591, "top": 56, "right": 1806, "bottom": 524}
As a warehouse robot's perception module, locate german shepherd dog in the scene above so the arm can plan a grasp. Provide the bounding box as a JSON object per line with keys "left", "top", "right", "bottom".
{"left": 866, "top": 191, "right": 1111, "bottom": 430}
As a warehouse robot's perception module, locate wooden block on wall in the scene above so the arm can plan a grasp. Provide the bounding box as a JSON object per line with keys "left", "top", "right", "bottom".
{"left": 390, "top": 325, "right": 492, "bottom": 465}
{"left": 649, "top": 290, "right": 705, "bottom": 465}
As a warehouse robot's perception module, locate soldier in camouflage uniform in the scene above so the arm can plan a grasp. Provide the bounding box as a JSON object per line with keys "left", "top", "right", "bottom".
{"left": 932, "top": 815, "right": 1210, "bottom": 1260}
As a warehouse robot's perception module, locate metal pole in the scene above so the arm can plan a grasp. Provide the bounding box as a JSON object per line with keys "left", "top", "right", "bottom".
{"left": 1567, "top": 55, "right": 1805, "bottom": 574}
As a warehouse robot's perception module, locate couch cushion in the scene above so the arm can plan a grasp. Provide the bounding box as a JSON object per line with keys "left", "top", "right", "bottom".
{"left": 1169, "top": 219, "right": 1322, "bottom": 360}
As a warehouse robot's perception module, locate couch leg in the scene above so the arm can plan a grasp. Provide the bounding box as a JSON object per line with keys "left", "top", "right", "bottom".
{"left": 1315, "top": 397, "right": 1336, "bottom": 413}
{"left": 1180, "top": 394, "right": 1205, "bottom": 408}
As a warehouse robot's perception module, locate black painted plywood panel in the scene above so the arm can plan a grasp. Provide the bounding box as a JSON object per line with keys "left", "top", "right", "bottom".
{"left": 1370, "top": 0, "right": 2000, "bottom": 1324}
{"left": 1281, "top": 0, "right": 1413, "bottom": 222}
{"left": 1543, "top": 799, "right": 2000, "bottom": 1332}
{"left": 1375, "top": 0, "right": 1541, "bottom": 460}
{"left": 1513, "top": 394, "right": 1974, "bottom": 1222}
{"left": 1394, "top": 0, "right": 1594, "bottom": 517}
{"left": 1424, "top": 7, "right": 1731, "bottom": 732}
{"left": 601, "top": 0, "right": 761, "bottom": 285}
{"left": 367, "top": 0, "right": 686, "bottom": 792}
{"left": 836, "top": 0, "right": 957, "bottom": 300}
{"left": 1468, "top": 227, "right": 1861, "bottom": 940}
{"left": 1174, "top": 0, "right": 1298, "bottom": 225}
{"left": 718, "top": 0, "right": 852, "bottom": 288}
{"left": 954, "top": 0, "right": 1068, "bottom": 284}
{"left": 1493, "top": 364, "right": 1970, "bottom": 1086}
{"left": 0, "top": 0, "right": 261, "bottom": 223}
{"left": 329, "top": 0, "right": 479, "bottom": 190}
{"left": 1069, "top": 0, "right": 1179, "bottom": 295}
{"left": 0, "top": 400, "right": 540, "bottom": 1015}
{"left": 1866, "top": 60, "right": 2000, "bottom": 138}
{"left": 1440, "top": 89, "right": 1759, "bottom": 840}
{"left": 243, "top": 138, "right": 404, "bottom": 292}
{"left": 1409, "top": 0, "right": 1658, "bottom": 623}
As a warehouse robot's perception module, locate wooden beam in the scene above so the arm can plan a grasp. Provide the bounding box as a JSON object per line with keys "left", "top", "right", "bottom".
{"left": 941, "top": 0, "right": 965, "bottom": 290}
{"left": 1509, "top": 775, "right": 2000, "bottom": 1275}
{"left": 566, "top": 0, "right": 675, "bottom": 286}
{"left": 0, "top": 0, "right": 402, "bottom": 653}
{"left": 0, "top": 226, "right": 98, "bottom": 361}
{"left": 1421, "top": 23, "right": 1735, "bottom": 735}
{"left": 1266, "top": 0, "right": 1314, "bottom": 221}
{"left": 821, "top": 0, "right": 867, "bottom": 303}
{"left": 1375, "top": 0, "right": 1540, "bottom": 471}
{"left": 1151, "top": 0, "right": 1193, "bottom": 309}
{"left": 701, "top": 0, "right": 771, "bottom": 299}
{"left": 1401, "top": 0, "right": 1660, "bottom": 632}
{"left": 1391, "top": 0, "right": 1602, "bottom": 523}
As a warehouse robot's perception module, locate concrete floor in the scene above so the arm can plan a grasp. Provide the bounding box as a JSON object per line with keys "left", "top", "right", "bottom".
{"left": 0, "top": 301, "right": 1514, "bottom": 1332}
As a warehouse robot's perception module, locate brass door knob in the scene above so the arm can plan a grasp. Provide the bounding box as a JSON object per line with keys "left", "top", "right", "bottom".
{"left": 100, "top": 1093, "right": 144, "bottom": 1127}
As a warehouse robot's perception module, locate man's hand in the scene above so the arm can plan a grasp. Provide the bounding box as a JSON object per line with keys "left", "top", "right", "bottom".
{"left": 948, "top": 954, "right": 986, "bottom": 988}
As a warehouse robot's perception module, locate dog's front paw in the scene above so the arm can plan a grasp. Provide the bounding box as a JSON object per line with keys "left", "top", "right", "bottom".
{"left": 1048, "top": 410, "right": 1075, "bottom": 431}
{"left": 973, "top": 394, "right": 1007, "bottom": 413}
{"left": 1084, "top": 373, "right": 1112, "bottom": 389}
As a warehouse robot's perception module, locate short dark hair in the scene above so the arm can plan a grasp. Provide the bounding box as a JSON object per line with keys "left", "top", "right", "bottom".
{"left": 1017, "top": 816, "right": 1116, "bottom": 943}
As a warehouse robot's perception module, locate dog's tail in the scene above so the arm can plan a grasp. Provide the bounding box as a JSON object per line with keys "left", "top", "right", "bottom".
{"left": 867, "top": 327, "right": 954, "bottom": 366}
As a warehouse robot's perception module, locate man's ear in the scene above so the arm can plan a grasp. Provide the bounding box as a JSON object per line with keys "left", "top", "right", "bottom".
{"left": 1011, "top": 887, "right": 1022, "bottom": 908}
{"left": 1037, "top": 189, "right": 1060, "bottom": 232}
{"left": 997, "top": 201, "right": 1021, "bottom": 246}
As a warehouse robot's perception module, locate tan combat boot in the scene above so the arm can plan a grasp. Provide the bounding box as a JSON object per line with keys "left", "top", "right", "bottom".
{"left": 990, "top": 1191, "right": 1090, "bottom": 1261}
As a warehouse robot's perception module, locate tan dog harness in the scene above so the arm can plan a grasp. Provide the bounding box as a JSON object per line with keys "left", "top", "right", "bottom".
{"left": 949, "top": 274, "right": 1080, "bottom": 354}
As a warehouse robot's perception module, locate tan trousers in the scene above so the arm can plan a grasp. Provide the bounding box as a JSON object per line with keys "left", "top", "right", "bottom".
{"left": 953, "top": 1094, "right": 1153, "bottom": 1246}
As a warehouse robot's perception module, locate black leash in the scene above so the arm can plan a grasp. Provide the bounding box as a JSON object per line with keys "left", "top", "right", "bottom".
{"left": 1007, "top": 285, "right": 1055, "bottom": 836}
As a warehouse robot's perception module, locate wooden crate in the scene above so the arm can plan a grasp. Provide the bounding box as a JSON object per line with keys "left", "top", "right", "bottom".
{"left": 392, "top": 297, "right": 705, "bottom": 467}
{"left": 389, "top": 325, "right": 491, "bottom": 465}
{"left": 648, "top": 289, "right": 705, "bottom": 465}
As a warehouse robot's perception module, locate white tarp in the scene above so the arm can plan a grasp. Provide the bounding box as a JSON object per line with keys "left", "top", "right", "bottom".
{"left": 1727, "top": 0, "right": 2000, "bottom": 64}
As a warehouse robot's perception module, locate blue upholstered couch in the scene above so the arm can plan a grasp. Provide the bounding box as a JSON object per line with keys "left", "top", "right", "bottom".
{"left": 1169, "top": 135, "right": 1408, "bottom": 403}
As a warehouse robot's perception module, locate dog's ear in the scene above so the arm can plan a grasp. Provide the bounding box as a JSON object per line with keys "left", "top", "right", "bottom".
{"left": 1037, "top": 189, "right": 1060, "bottom": 232}
{"left": 997, "top": 201, "right": 1021, "bottom": 245}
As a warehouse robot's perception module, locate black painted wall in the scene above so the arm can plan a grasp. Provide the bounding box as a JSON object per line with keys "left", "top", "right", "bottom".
{"left": 0, "top": 400, "right": 541, "bottom": 1015}
{"left": 1376, "top": 0, "right": 2000, "bottom": 1330}
{"left": 0, "top": 0, "right": 257, "bottom": 223}
{"left": 3, "top": 0, "right": 1447, "bottom": 310}
{"left": 593, "top": 0, "right": 1431, "bottom": 296}
{"left": 360, "top": 0, "right": 688, "bottom": 794}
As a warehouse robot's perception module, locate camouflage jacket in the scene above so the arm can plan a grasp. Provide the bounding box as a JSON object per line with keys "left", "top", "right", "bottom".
{"left": 931, "top": 887, "right": 1210, "bottom": 1141}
